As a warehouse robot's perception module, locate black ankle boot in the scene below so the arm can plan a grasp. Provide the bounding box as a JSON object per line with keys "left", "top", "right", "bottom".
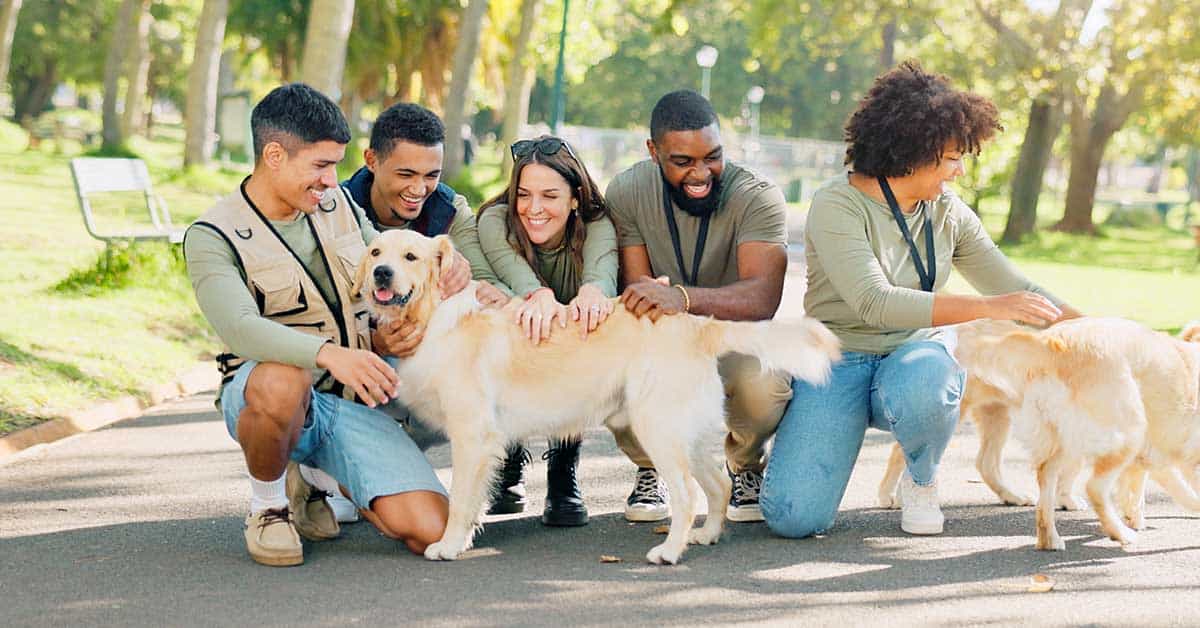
{"left": 542, "top": 438, "right": 588, "bottom": 527}
{"left": 488, "top": 443, "right": 530, "bottom": 515}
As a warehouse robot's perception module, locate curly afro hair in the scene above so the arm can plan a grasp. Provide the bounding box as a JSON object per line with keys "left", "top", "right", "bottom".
{"left": 844, "top": 61, "right": 1001, "bottom": 178}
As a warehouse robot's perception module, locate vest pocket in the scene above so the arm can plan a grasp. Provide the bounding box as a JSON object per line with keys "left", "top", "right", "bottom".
{"left": 333, "top": 233, "right": 368, "bottom": 296}
{"left": 251, "top": 266, "right": 309, "bottom": 317}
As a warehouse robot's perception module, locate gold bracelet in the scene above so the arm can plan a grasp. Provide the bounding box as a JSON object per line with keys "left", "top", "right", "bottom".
{"left": 673, "top": 284, "right": 691, "bottom": 313}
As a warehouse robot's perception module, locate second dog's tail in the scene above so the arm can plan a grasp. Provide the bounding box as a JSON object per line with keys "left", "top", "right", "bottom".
{"left": 700, "top": 316, "right": 841, "bottom": 386}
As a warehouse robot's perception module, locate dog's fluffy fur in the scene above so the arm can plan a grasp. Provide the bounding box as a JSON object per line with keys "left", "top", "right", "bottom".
{"left": 354, "top": 230, "right": 841, "bottom": 564}
{"left": 950, "top": 317, "right": 1200, "bottom": 550}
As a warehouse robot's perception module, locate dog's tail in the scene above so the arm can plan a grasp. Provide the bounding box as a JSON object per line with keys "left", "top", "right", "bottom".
{"left": 699, "top": 316, "right": 841, "bottom": 386}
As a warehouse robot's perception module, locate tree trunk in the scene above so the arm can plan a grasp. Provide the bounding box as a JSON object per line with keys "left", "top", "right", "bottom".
{"left": 183, "top": 0, "right": 228, "bottom": 168}
{"left": 102, "top": 0, "right": 141, "bottom": 152}
{"left": 1001, "top": 94, "right": 1064, "bottom": 243}
{"left": 500, "top": 0, "right": 540, "bottom": 181}
{"left": 879, "top": 18, "right": 897, "bottom": 71}
{"left": 0, "top": 0, "right": 22, "bottom": 95}
{"left": 299, "top": 0, "right": 355, "bottom": 100}
{"left": 121, "top": 0, "right": 152, "bottom": 138}
{"left": 13, "top": 63, "right": 54, "bottom": 126}
{"left": 442, "top": 0, "right": 490, "bottom": 182}
{"left": 1187, "top": 147, "right": 1200, "bottom": 205}
{"left": 1055, "top": 82, "right": 1143, "bottom": 234}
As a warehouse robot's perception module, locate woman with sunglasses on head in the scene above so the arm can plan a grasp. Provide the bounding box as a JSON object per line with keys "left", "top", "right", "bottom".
{"left": 759, "top": 61, "right": 1082, "bottom": 540}
{"left": 475, "top": 135, "right": 618, "bottom": 528}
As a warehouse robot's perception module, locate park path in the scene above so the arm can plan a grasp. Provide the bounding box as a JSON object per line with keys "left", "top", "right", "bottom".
{"left": 3, "top": 245, "right": 1200, "bottom": 627}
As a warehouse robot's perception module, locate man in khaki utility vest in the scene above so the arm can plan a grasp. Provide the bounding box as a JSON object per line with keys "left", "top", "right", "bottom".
{"left": 607, "top": 90, "right": 793, "bottom": 525}
{"left": 184, "top": 84, "right": 448, "bottom": 567}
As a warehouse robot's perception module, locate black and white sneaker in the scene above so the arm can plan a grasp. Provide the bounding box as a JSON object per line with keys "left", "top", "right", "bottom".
{"left": 727, "top": 465, "right": 765, "bottom": 522}
{"left": 624, "top": 467, "right": 669, "bottom": 522}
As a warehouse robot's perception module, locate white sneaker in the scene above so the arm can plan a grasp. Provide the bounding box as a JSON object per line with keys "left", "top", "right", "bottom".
{"left": 327, "top": 493, "right": 360, "bottom": 523}
{"left": 899, "top": 473, "right": 944, "bottom": 535}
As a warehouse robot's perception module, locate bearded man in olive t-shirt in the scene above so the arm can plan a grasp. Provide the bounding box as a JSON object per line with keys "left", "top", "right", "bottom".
{"left": 606, "top": 89, "right": 793, "bottom": 524}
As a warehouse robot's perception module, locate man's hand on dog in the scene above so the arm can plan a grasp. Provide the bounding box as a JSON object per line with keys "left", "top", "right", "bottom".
{"left": 373, "top": 318, "right": 426, "bottom": 358}
{"left": 316, "top": 343, "right": 399, "bottom": 408}
{"left": 620, "top": 275, "right": 685, "bottom": 322}
{"left": 515, "top": 287, "right": 567, "bottom": 344}
{"left": 439, "top": 250, "right": 471, "bottom": 297}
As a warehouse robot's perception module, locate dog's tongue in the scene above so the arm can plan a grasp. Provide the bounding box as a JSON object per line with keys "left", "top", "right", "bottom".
{"left": 374, "top": 287, "right": 395, "bottom": 302}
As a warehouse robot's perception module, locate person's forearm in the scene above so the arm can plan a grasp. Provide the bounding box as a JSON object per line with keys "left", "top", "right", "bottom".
{"left": 685, "top": 277, "right": 782, "bottom": 321}
{"left": 931, "top": 293, "right": 991, "bottom": 327}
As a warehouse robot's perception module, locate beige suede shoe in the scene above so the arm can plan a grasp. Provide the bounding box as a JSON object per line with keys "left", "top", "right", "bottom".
{"left": 244, "top": 507, "right": 303, "bottom": 567}
{"left": 286, "top": 462, "right": 341, "bottom": 541}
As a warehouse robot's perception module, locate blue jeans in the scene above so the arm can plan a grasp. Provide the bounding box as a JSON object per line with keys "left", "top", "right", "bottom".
{"left": 221, "top": 361, "right": 447, "bottom": 509}
{"left": 760, "top": 339, "right": 965, "bottom": 538}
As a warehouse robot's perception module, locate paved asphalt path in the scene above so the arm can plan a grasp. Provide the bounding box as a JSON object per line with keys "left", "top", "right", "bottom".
{"left": 4, "top": 239, "right": 1200, "bottom": 627}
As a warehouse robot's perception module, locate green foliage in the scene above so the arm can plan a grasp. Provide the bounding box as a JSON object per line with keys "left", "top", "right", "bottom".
{"left": 53, "top": 242, "right": 186, "bottom": 296}
{"left": 9, "top": 0, "right": 117, "bottom": 121}
{"left": 0, "top": 119, "right": 30, "bottom": 153}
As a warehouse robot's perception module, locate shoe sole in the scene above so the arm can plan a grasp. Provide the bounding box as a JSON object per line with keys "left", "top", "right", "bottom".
{"left": 726, "top": 506, "right": 764, "bottom": 522}
{"left": 624, "top": 508, "right": 669, "bottom": 522}
{"left": 901, "top": 521, "right": 944, "bottom": 535}
{"left": 248, "top": 550, "right": 303, "bottom": 567}
{"left": 487, "top": 501, "right": 527, "bottom": 515}
{"left": 294, "top": 519, "right": 340, "bottom": 542}
{"left": 542, "top": 511, "right": 589, "bottom": 527}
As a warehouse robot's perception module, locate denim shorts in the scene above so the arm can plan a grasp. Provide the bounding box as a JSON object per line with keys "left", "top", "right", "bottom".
{"left": 220, "top": 360, "right": 447, "bottom": 509}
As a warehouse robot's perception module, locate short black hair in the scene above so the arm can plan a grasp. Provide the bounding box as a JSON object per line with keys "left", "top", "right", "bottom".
{"left": 369, "top": 102, "right": 446, "bottom": 158}
{"left": 251, "top": 83, "right": 351, "bottom": 161}
{"left": 844, "top": 61, "right": 1002, "bottom": 177}
{"left": 650, "top": 89, "right": 718, "bottom": 144}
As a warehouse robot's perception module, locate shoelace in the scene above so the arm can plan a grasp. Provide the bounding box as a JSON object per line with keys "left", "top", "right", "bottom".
{"left": 258, "top": 506, "right": 291, "bottom": 529}
{"left": 905, "top": 479, "right": 938, "bottom": 508}
{"left": 632, "top": 469, "right": 666, "bottom": 503}
{"left": 497, "top": 446, "right": 532, "bottom": 487}
{"left": 307, "top": 489, "right": 332, "bottom": 504}
{"left": 732, "top": 470, "right": 762, "bottom": 502}
{"left": 542, "top": 446, "right": 578, "bottom": 482}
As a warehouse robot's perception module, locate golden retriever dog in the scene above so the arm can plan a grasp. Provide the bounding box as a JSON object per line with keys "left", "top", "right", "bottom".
{"left": 353, "top": 230, "right": 841, "bottom": 564}
{"left": 953, "top": 317, "right": 1200, "bottom": 550}
{"left": 877, "top": 373, "right": 1086, "bottom": 511}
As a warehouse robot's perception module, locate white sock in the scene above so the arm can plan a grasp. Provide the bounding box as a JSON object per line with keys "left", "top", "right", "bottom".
{"left": 248, "top": 472, "right": 287, "bottom": 514}
{"left": 298, "top": 463, "right": 342, "bottom": 495}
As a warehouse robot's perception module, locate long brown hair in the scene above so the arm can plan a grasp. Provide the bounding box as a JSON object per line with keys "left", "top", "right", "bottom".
{"left": 480, "top": 135, "right": 610, "bottom": 289}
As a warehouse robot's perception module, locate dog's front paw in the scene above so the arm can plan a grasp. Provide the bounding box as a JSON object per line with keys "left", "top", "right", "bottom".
{"left": 423, "top": 539, "right": 466, "bottom": 561}
{"left": 1035, "top": 535, "right": 1065, "bottom": 551}
{"left": 1057, "top": 493, "right": 1087, "bottom": 511}
{"left": 1123, "top": 512, "right": 1146, "bottom": 530}
{"left": 1108, "top": 526, "right": 1137, "bottom": 546}
{"left": 646, "top": 542, "right": 684, "bottom": 565}
{"left": 878, "top": 491, "right": 900, "bottom": 509}
{"left": 688, "top": 527, "right": 721, "bottom": 546}
{"left": 998, "top": 489, "right": 1035, "bottom": 507}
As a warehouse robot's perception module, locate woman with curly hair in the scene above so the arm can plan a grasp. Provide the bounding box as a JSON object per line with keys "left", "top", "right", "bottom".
{"left": 759, "top": 61, "right": 1081, "bottom": 538}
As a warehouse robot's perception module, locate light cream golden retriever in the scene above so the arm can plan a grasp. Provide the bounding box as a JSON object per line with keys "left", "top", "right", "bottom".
{"left": 952, "top": 317, "right": 1200, "bottom": 550}
{"left": 353, "top": 230, "right": 841, "bottom": 564}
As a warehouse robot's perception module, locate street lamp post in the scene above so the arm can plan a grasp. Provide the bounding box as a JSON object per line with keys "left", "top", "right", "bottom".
{"left": 746, "top": 85, "right": 764, "bottom": 167}
{"left": 695, "top": 45, "right": 718, "bottom": 99}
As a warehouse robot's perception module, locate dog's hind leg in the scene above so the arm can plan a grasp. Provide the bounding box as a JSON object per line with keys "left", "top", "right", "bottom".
{"left": 1055, "top": 457, "right": 1087, "bottom": 511}
{"left": 425, "top": 417, "right": 507, "bottom": 561}
{"left": 1088, "top": 447, "right": 1140, "bottom": 546}
{"left": 1117, "top": 463, "right": 1147, "bottom": 530}
{"left": 878, "top": 443, "right": 905, "bottom": 509}
{"left": 1034, "top": 453, "right": 1068, "bottom": 551}
{"left": 688, "top": 450, "right": 731, "bottom": 546}
{"left": 974, "top": 401, "right": 1034, "bottom": 506}
{"left": 1150, "top": 465, "right": 1200, "bottom": 511}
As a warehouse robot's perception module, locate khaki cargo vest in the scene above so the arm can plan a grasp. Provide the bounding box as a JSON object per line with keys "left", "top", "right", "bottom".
{"left": 194, "top": 182, "right": 371, "bottom": 399}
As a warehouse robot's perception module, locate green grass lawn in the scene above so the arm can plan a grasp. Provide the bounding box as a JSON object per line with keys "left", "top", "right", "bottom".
{"left": 1, "top": 121, "right": 1197, "bottom": 436}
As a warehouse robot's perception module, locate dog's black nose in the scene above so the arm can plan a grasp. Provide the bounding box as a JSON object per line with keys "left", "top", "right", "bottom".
{"left": 373, "top": 265, "right": 393, "bottom": 284}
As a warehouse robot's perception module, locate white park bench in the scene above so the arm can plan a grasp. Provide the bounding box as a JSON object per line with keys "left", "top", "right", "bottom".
{"left": 69, "top": 157, "right": 185, "bottom": 244}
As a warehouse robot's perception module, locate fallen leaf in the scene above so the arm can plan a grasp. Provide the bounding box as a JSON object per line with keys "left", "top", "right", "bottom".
{"left": 653, "top": 525, "right": 670, "bottom": 535}
{"left": 1028, "top": 573, "right": 1055, "bottom": 593}
{"left": 599, "top": 555, "right": 622, "bottom": 563}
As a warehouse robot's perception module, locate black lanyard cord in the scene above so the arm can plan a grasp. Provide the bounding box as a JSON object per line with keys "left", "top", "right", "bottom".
{"left": 877, "top": 176, "right": 936, "bottom": 292}
{"left": 662, "top": 178, "right": 710, "bottom": 287}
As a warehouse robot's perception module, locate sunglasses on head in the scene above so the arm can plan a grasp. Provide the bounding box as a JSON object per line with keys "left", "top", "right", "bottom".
{"left": 510, "top": 137, "right": 578, "bottom": 162}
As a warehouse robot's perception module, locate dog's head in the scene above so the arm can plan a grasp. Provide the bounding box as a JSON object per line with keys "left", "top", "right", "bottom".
{"left": 352, "top": 230, "right": 456, "bottom": 321}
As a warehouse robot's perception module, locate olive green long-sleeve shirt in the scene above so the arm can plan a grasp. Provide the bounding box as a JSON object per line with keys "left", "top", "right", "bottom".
{"left": 804, "top": 176, "right": 1063, "bottom": 354}
{"left": 476, "top": 203, "right": 618, "bottom": 301}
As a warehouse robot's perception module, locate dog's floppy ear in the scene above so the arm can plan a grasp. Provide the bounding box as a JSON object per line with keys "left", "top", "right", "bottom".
{"left": 351, "top": 246, "right": 371, "bottom": 299}
{"left": 433, "top": 234, "right": 456, "bottom": 281}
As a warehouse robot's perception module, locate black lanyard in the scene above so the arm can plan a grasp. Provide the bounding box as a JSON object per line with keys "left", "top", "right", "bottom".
{"left": 661, "top": 179, "right": 710, "bottom": 286}
{"left": 877, "top": 176, "right": 935, "bottom": 292}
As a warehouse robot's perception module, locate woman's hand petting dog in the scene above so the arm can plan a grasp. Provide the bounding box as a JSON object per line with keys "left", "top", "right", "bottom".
{"left": 515, "top": 287, "right": 567, "bottom": 344}
{"left": 984, "top": 291, "right": 1062, "bottom": 327}
{"left": 373, "top": 318, "right": 427, "bottom": 358}
{"left": 315, "top": 343, "right": 399, "bottom": 408}
{"left": 568, "top": 283, "right": 614, "bottom": 339}
{"left": 474, "top": 281, "right": 509, "bottom": 309}
{"left": 438, "top": 250, "right": 472, "bottom": 298}
{"left": 620, "top": 275, "right": 685, "bottom": 322}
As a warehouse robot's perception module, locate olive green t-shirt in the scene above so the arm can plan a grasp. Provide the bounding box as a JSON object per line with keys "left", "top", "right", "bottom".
{"left": 374, "top": 193, "right": 512, "bottom": 297}
{"left": 605, "top": 159, "right": 787, "bottom": 288}
{"left": 804, "top": 176, "right": 1064, "bottom": 354}
{"left": 476, "top": 203, "right": 618, "bottom": 302}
